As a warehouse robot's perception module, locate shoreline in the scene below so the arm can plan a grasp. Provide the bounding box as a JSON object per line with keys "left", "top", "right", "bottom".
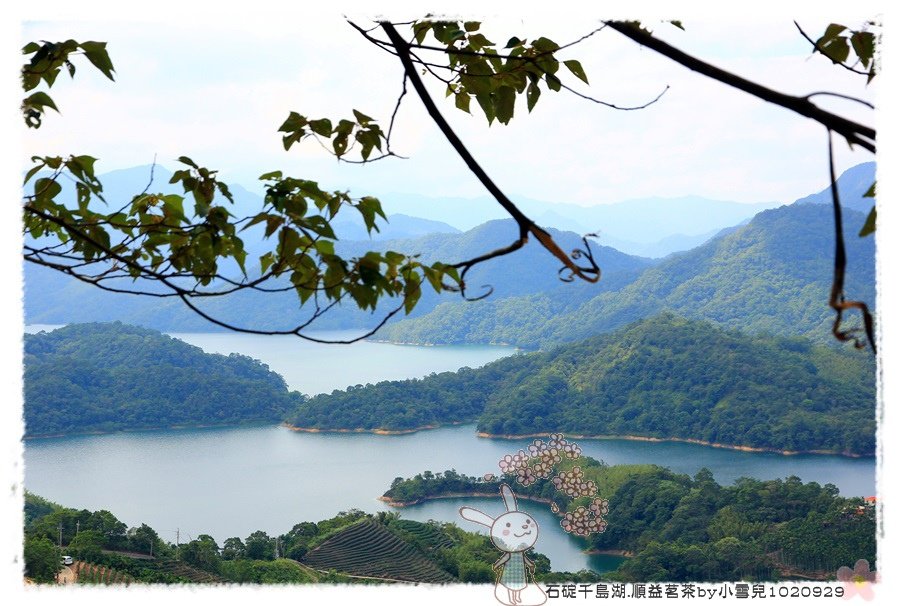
{"left": 476, "top": 432, "right": 872, "bottom": 459}
{"left": 23, "top": 421, "right": 274, "bottom": 441}
{"left": 26, "top": 422, "right": 873, "bottom": 459}
{"left": 378, "top": 492, "right": 556, "bottom": 508}
{"left": 283, "top": 421, "right": 467, "bottom": 436}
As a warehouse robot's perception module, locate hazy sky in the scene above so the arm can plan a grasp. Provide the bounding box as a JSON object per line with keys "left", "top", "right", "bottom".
{"left": 15, "top": 8, "right": 880, "bottom": 210}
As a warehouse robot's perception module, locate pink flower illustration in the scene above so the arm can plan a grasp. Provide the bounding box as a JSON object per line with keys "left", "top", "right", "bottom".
{"left": 837, "top": 559, "right": 878, "bottom": 600}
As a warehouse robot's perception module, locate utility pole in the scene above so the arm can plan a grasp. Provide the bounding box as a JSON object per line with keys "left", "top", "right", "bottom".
{"left": 58, "top": 522, "right": 62, "bottom": 549}
{"left": 75, "top": 521, "right": 80, "bottom": 535}
{"left": 176, "top": 528, "right": 180, "bottom": 561}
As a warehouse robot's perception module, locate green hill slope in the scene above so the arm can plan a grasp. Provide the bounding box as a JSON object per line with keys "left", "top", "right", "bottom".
{"left": 288, "top": 314, "right": 875, "bottom": 455}
{"left": 382, "top": 202, "right": 874, "bottom": 348}
{"left": 24, "top": 323, "right": 303, "bottom": 437}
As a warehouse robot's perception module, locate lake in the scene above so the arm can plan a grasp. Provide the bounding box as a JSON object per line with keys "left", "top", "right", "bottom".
{"left": 22, "top": 328, "right": 877, "bottom": 573}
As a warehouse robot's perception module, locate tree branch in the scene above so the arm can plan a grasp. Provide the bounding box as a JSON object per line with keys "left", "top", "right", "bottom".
{"left": 606, "top": 21, "right": 875, "bottom": 153}
{"left": 380, "top": 21, "right": 600, "bottom": 285}
{"left": 825, "top": 130, "right": 876, "bottom": 354}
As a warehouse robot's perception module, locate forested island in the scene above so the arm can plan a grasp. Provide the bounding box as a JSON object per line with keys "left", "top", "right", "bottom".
{"left": 24, "top": 323, "right": 304, "bottom": 437}
{"left": 384, "top": 461, "right": 876, "bottom": 582}
{"left": 289, "top": 314, "right": 876, "bottom": 455}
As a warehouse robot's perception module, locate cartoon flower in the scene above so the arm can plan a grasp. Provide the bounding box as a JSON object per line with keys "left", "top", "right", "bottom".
{"left": 837, "top": 559, "right": 878, "bottom": 600}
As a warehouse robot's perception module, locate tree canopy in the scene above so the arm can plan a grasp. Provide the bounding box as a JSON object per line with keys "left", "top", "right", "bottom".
{"left": 20, "top": 17, "right": 877, "bottom": 349}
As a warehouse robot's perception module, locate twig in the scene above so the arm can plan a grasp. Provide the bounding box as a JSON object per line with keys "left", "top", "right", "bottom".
{"left": 607, "top": 21, "right": 875, "bottom": 153}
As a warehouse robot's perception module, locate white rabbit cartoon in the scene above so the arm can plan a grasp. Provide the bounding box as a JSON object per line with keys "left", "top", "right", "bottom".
{"left": 459, "top": 484, "right": 548, "bottom": 606}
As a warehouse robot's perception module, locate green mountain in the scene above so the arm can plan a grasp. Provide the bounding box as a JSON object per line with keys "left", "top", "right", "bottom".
{"left": 381, "top": 202, "right": 875, "bottom": 348}
{"left": 23, "top": 323, "right": 303, "bottom": 437}
{"left": 288, "top": 314, "right": 875, "bottom": 455}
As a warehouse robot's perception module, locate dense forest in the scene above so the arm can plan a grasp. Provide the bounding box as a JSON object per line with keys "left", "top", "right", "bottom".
{"left": 380, "top": 202, "right": 875, "bottom": 348}
{"left": 23, "top": 323, "right": 304, "bottom": 437}
{"left": 289, "top": 314, "right": 876, "bottom": 455}
{"left": 385, "top": 461, "right": 876, "bottom": 582}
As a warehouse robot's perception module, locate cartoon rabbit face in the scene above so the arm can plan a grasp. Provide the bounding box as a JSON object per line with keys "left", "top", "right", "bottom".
{"left": 459, "top": 483, "right": 540, "bottom": 553}
{"left": 491, "top": 510, "right": 538, "bottom": 552}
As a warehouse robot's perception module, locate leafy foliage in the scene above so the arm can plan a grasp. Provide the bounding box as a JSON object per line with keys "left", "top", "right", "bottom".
{"left": 813, "top": 22, "right": 878, "bottom": 82}
{"left": 24, "top": 536, "right": 61, "bottom": 583}
{"left": 23, "top": 322, "right": 303, "bottom": 436}
{"left": 411, "top": 20, "right": 589, "bottom": 124}
{"left": 21, "top": 40, "right": 115, "bottom": 128}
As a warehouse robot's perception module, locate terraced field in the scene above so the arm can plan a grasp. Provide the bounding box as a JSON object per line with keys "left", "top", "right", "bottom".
{"left": 302, "top": 519, "right": 456, "bottom": 583}
{"left": 390, "top": 519, "right": 455, "bottom": 551}
{"left": 74, "top": 561, "right": 134, "bottom": 585}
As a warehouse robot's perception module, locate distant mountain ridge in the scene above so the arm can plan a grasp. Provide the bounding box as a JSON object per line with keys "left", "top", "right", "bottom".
{"left": 25, "top": 218, "right": 653, "bottom": 332}
{"left": 793, "top": 161, "right": 875, "bottom": 213}
{"left": 379, "top": 163, "right": 876, "bottom": 348}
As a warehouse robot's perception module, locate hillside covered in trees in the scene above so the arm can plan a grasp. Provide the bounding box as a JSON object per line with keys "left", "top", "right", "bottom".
{"left": 24, "top": 323, "right": 304, "bottom": 437}
{"left": 379, "top": 202, "right": 876, "bottom": 348}
{"left": 289, "top": 314, "right": 876, "bottom": 455}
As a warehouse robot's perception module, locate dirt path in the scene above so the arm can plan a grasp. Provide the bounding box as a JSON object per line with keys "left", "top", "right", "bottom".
{"left": 56, "top": 565, "right": 76, "bottom": 585}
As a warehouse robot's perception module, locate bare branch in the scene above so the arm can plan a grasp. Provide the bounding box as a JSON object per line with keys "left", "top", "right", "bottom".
{"left": 607, "top": 21, "right": 875, "bottom": 153}
{"left": 825, "top": 129, "right": 876, "bottom": 354}
{"left": 804, "top": 91, "right": 874, "bottom": 110}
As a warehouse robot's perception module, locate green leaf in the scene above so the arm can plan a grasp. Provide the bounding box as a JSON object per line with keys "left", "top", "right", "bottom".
{"left": 863, "top": 182, "right": 876, "bottom": 198}
{"left": 495, "top": 86, "right": 515, "bottom": 124}
{"left": 259, "top": 170, "right": 283, "bottom": 181}
{"left": 24, "top": 161, "right": 45, "bottom": 184}
{"left": 279, "top": 111, "right": 308, "bottom": 133}
{"left": 545, "top": 73, "right": 562, "bottom": 92}
{"left": 850, "top": 31, "right": 875, "bottom": 67}
{"left": 474, "top": 92, "right": 495, "bottom": 124}
{"left": 79, "top": 41, "right": 115, "bottom": 80}
{"left": 563, "top": 59, "right": 589, "bottom": 84}
{"left": 454, "top": 92, "right": 471, "bottom": 114}
{"left": 859, "top": 206, "right": 876, "bottom": 237}
{"left": 413, "top": 22, "right": 431, "bottom": 45}
{"left": 464, "top": 21, "right": 480, "bottom": 32}
{"left": 505, "top": 37, "right": 523, "bottom": 49}
{"left": 308, "top": 118, "right": 333, "bottom": 137}
{"left": 25, "top": 91, "right": 59, "bottom": 113}
{"left": 33, "top": 177, "right": 62, "bottom": 201}
{"left": 532, "top": 37, "right": 560, "bottom": 53}
{"left": 526, "top": 82, "right": 541, "bottom": 112}
{"left": 352, "top": 109, "right": 373, "bottom": 124}
{"left": 820, "top": 23, "right": 847, "bottom": 44}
